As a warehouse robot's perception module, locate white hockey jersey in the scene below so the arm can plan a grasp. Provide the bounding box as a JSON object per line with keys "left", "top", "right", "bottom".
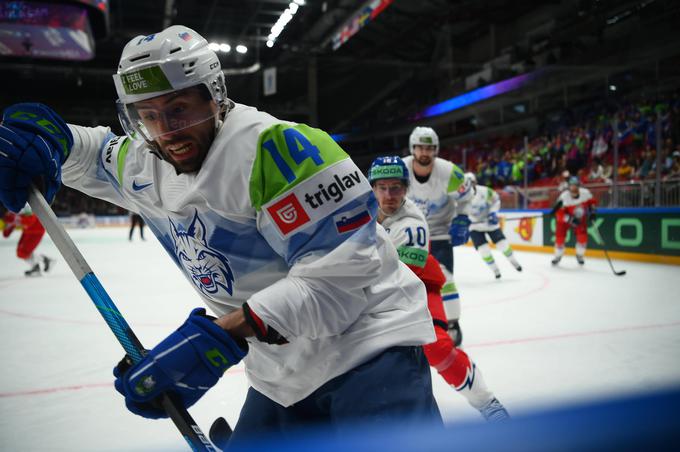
{"left": 401, "top": 156, "right": 465, "bottom": 240}
{"left": 61, "top": 102, "right": 434, "bottom": 407}
{"left": 381, "top": 198, "right": 430, "bottom": 268}
{"left": 556, "top": 187, "right": 594, "bottom": 208}
{"left": 458, "top": 185, "right": 501, "bottom": 232}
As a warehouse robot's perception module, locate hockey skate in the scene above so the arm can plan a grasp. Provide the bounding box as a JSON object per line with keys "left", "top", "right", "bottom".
{"left": 25, "top": 264, "right": 41, "bottom": 277}
{"left": 576, "top": 255, "right": 585, "bottom": 265}
{"left": 42, "top": 256, "right": 55, "bottom": 273}
{"left": 551, "top": 255, "right": 562, "bottom": 265}
{"left": 494, "top": 270, "right": 501, "bottom": 279}
{"left": 479, "top": 397, "right": 510, "bottom": 421}
{"left": 514, "top": 264, "right": 522, "bottom": 272}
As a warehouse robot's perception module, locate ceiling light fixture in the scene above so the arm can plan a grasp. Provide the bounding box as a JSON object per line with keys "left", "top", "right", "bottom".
{"left": 267, "top": 1, "right": 303, "bottom": 48}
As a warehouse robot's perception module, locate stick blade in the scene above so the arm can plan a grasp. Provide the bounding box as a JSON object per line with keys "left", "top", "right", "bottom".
{"left": 209, "top": 417, "right": 233, "bottom": 451}
{"left": 615, "top": 270, "right": 627, "bottom": 276}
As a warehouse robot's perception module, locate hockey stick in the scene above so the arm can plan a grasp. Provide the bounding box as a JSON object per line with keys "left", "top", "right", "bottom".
{"left": 590, "top": 220, "right": 626, "bottom": 276}
{"left": 28, "top": 186, "right": 218, "bottom": 451}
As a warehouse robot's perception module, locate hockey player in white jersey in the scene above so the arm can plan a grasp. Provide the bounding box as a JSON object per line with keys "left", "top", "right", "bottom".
{"left": 368, "top": 156, "right": 509, "bottom": 421}
{"left": 402, "top": 127, "right": 467, "bottom": 345}
{"left": 457, "top": 173, "right": 522, "bottom": 278}
{"left": 0, "top": 25, "right": 442, "bottom": 443}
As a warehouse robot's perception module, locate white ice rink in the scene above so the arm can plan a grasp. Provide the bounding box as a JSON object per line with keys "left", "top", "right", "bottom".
{"left": 1, "top": 227, "right": 679, "bottom": 451}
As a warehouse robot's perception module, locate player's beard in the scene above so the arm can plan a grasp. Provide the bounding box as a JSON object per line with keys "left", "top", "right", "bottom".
{"left": 415, "top": 155, "right": 433, "bottom": 167}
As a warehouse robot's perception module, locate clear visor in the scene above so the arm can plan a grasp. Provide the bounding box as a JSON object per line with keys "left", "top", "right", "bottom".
{"left": 117, "top": 85, "right": 218, "bottom": 141}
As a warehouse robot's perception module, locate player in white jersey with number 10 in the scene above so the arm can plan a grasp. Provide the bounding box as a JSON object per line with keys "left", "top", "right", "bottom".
{"left": 368, "top": 156, "right": 509, "bottom": 421}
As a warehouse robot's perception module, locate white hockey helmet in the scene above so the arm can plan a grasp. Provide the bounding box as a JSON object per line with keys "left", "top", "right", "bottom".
{"left": 409, "top": 126, "right": 439, "bottom": 155}
{"left": 464, "top": 172, "right": 477, "bottom": 185}
{"left": 113, "top": 25, "right": 228, "bottom": 141}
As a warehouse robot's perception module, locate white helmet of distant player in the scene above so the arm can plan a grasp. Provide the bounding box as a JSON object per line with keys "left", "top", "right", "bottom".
{"left": 464, "top": 172, "right": 477, "bottom": 187}
{"left": 113, "top": 25, "right": 228, "bottom": 143}
{"left": 453, "top": 171, "right": 476, "bottom": 200}
{"left": 409, "top": 127, "right": 439, "bottom": 155}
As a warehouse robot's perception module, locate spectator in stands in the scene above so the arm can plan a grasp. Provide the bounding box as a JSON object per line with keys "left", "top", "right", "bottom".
{"left": 636, "top": 148, "right": 656, "bottom": 179}
{"left": 495, "top": 151, "right": 513, "bottom": 187}
{"left": 665, "top": 162, "right": 680, "bottom": 180}
{"left": 587, "top": 158, "right": 611, "bottom": 184}
{"left": 617, "top": 157, "right": 634, "bottom": 181}
{"left": 511, "top": 153, "right": 524, "bottom": 185}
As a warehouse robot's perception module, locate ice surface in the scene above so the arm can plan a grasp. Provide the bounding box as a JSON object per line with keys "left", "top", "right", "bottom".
{"left": 1, "top": 227, "right": 678, "bottom": 451}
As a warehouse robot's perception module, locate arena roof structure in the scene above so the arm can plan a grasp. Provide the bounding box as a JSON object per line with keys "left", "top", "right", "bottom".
{"left": 2, "top": 0, "right": 679, "bottom": 164}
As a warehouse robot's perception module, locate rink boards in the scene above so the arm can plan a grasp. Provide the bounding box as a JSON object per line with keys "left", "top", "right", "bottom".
{"left": 498, "top": 208, "right": 680, "bottom": 265}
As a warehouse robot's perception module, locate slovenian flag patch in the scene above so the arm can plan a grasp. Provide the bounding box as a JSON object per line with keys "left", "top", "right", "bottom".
{"left": 334, "top": 206, "right": 371, "bottom": 234}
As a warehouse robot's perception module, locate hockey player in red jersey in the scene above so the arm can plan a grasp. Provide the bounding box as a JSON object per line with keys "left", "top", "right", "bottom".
{"left": 551, "top": 176, "right": 597, "bottom": 265}
{"left": 369, "top": 156, "right": 509, "bottom": 421}
{"left": 2, "top": 204, "right": 54, "bottom": 276}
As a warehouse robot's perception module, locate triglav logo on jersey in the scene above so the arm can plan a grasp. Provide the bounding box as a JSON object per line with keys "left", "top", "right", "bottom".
{"left": 277, "top": 203, "right": 300, "bottom": 224}
{"left": 263, "top": 159, "right": 371, "bottom": 238}
{"left": 266, "top": 193, "right": 311, "bottom": 235}
{"left": 169, "top": 211, "right": 234, "bottom": 298}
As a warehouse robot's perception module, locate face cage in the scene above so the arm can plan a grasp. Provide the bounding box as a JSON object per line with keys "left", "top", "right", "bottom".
{"left": 115, "top": 80, "right": 227, "bottom": 144}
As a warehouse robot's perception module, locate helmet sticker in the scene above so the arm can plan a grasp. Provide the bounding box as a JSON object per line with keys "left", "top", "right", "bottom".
{"left": 120, "top": 66, "right": 172, "bottom": 95}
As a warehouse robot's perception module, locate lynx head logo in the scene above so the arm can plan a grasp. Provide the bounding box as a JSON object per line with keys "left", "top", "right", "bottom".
{"left": 169, "top": 211, "right": 234, "bottom": 297}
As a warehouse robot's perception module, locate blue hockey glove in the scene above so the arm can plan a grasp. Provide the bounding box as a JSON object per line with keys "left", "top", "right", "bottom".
{"left": 113, "top": 308, "right": 248, "bottom": 419}
{"left": 0, "top": 103, "right": 73, "bottom": 212}
{"left": 449, "top": 214, "right": 471, "bottom": 246}
{"left": 487, "top": 212, "right": 499, "bottom": 226}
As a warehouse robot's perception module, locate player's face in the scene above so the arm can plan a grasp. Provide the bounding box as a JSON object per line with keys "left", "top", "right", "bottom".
{"left": 569, "top": 184, "right": 579, "bottom": 196}
{"left": 132, "top": 86, "right": 218, "bottom": 173}
{"left": 373, "top": 179, "right": 406, "bottom": 215}
{"left": 413, "top": 145, "right": 436, "bottom": 167}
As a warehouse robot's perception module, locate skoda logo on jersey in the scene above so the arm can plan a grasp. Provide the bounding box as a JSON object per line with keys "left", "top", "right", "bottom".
{"left": 169, "top": 211, "right": 234, "bottom": 298}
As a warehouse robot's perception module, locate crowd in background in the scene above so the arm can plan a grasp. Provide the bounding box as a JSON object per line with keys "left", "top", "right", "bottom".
{"left": 2, "top": 94, "right": 680, "bottom": 219}
{"left": 442, "top": 95, "right": 680, "bottom": 189}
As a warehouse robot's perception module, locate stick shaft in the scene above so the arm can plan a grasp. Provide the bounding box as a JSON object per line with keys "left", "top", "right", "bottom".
{"left": 28, "top": 185, "right": 216, "bottom": 451}
{"left": 591, "top": 221, "right": 626, "bottom": 276}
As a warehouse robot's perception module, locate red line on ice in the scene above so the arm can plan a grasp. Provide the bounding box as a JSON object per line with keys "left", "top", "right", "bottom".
{"left": 0, "top": 367, "right": 246, "bottom": 398}
{"left": 466, "top": 320, "right": 680, "bottom": 349}
{"left": 0, "top": 308, "right": 172, "bottom": 328}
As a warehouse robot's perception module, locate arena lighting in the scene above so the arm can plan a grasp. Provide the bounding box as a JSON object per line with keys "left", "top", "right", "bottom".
{"left": 208, "top": 42, "right": 249, "bottom": 54}
{"left": 610, "top": 85, "right": 617, "bottom": 91}
{"left": 267, "top": 1, "right": 303, "bottom": 48}
{"left": 414, "top": 71, "right": 543, "bottom": 120}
